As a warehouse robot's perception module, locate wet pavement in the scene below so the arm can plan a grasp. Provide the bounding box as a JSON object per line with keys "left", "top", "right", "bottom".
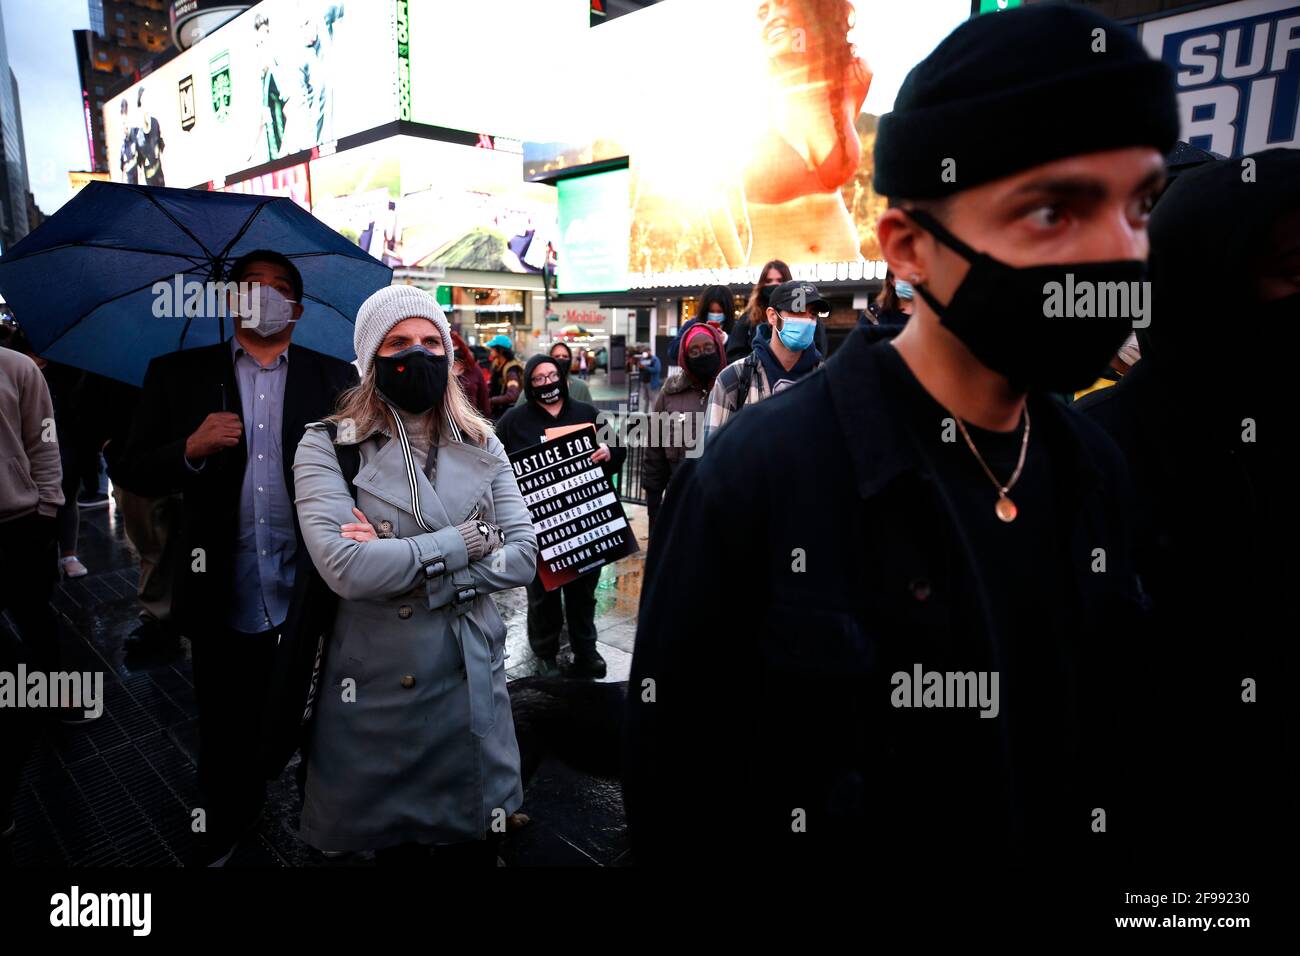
{"left": 2, "top": 494, "right": 648, "bottom": 867}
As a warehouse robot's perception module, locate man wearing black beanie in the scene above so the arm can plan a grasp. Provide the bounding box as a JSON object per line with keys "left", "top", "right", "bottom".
{"left": 626, "top": 4, "right": 1177, "bottom": 888}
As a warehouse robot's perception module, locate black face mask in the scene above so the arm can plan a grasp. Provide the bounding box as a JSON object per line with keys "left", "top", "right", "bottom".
{"left": 906, "top": 208, "right": 1139, "bottom": 393}
{"left": 375, "top": 346, "right": 448, "bottom": 415}
{"left": 685, "top": 350, "right": 722, "bottom": 386}
{"left": 550, "top": 356, "right": 572, "bottom": 376}
{"left": 530, "top": 372, "right": 568, "bottom": 406}
{"left": 758, "top": 285, "right": 776, "bottom": 309}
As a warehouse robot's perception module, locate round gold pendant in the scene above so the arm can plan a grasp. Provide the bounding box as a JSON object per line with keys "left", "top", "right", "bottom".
{"left": 995, "top": 495, "right": 1018, "bottom": 523}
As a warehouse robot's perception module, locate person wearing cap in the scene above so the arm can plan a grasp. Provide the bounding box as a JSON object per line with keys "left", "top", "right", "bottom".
{"left": 292, "top": 284, "right": 537, "bottom": 866}
{"left": 643, "top": 321, "right": 726, "bottom": 534}
{"left": 123, "top": 249, "right": 358, "bottom": 865}
{"left": 725, "top": 262, "right": 830, "bottom": 363}
{"left": 700, "top": 279, "right": 828, "bottom": 447}
{"left": 626, "top": 5, "right": 1177, "bottom": 871}
{"left": 513, "top": 340, "right": 593, "bottom": 407}
{"left": 1076, "top": 148, "right": 1298, "bottom": 875}
{"left": 496, "top": 355, "right": 624, "bottom": 679}
{"left": 484, "top": 334, "right": 524, "bottom": 421}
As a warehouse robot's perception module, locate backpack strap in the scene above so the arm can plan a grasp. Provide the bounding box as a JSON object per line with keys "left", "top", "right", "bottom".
{"left": 309, "top": 421, "right": 361, "bottom": 502}
{"left": 734, "top": 353, "right": 759, "bottom": 413}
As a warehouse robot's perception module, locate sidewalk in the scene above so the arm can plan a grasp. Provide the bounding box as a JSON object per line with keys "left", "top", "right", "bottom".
{"left": 3, "top": 497, "right": 648, "bottom": 867}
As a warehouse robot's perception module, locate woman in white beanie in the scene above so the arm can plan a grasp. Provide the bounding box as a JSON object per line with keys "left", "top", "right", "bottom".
{"left": 291, "top": 284, "right": 537, "bottom": 866}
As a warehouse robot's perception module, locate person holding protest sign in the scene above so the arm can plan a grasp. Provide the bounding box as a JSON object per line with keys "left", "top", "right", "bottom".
{"left": 626, "top": 4, "right": 1176, "bottom": 870}
{"left": 497, "top": 355, "right": 624, "bottom": 679}
{"left": 292, "top": 285, "right": 536, "bottom": 866}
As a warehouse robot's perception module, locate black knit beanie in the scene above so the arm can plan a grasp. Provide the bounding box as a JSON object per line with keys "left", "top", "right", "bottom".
{"left": 873, "top": 4, "right": 1179, "bottom": 199}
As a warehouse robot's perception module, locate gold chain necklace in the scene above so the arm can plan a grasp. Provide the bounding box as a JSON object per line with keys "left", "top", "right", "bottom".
{"left": 951, "top": 405, "right": 1031, "bottom": 523}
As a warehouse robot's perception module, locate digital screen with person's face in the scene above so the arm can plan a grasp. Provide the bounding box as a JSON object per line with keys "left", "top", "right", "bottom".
{"left": 535, "top": 0, "right": 966, "bottom": 281}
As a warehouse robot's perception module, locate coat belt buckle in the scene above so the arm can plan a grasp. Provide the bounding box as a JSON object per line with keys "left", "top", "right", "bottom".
{"left": 422, "top": 559, "right": 446, "bottom": 580}
{"left": 452, "top": 585, "right": 477, "bottom": 615}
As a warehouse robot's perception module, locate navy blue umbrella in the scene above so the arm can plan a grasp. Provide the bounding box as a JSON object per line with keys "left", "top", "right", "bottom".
{"left": 0, "top": 180, "right": 392, "bottom": 384}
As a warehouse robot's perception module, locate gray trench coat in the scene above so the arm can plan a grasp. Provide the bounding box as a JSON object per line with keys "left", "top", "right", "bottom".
{"left": 292, "top": 420, "right": 538, "bottom": 851}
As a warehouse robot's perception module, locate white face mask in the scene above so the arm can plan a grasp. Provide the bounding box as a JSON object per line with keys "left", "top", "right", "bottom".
{"left": 238, "top": 285, "right": 298, "bottom": 338}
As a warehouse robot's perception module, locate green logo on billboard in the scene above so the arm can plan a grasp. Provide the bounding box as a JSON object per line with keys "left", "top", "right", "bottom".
{"left": 209, "top": 51, "right": 232, "bottom": 123}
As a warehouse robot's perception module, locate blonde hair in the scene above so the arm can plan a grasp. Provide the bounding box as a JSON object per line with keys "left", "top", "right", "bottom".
{"left": 329, "top": 361, "right": 493, "bottom": 447}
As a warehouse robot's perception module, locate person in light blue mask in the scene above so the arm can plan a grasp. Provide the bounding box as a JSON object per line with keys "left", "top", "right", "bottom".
{"left": 861, "top": 271, "right": 915, "bottom": 329}
{"left": 701, "top": 280, "right": 828, "bottom": 446}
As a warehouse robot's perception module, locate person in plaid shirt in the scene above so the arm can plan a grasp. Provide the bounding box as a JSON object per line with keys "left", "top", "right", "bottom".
{"left": 701, "top": 280, "right": 827, "bottom": 447}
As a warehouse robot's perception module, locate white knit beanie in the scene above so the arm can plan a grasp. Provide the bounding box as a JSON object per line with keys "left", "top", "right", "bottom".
{"left": 353, "top": 284, "right": 454, "bottom": 380}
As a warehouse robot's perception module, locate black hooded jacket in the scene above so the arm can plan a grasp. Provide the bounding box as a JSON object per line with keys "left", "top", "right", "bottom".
{"left": 495, "top": 354, "right": 625, "bottom": 481}
{"left": 1076, "top": 148, "right": 1297, "bottom": 874}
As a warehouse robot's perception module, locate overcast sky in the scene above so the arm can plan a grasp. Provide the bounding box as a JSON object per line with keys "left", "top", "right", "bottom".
{"left": 3, "top": 0, "right": 92, "bottom": 215}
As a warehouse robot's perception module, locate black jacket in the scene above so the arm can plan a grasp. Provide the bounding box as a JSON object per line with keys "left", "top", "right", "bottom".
{"left": 624, "top": 327, "right": 1148, "bottom": 869}
{"left": 495, "top": 395, "right": 626, "bottom": 482}
{"left": 123, "top": 341, "right": 357, "bottom": 633}
{"left": 1074, "top": 150, "right": 1296, "bottom": 874}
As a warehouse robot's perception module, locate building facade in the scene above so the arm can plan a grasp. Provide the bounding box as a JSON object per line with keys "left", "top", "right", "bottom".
{"left": 0, "top": 9, "right": 30, "bottom": 252}
{"left": 75, "top": 1, "right": 178, "bottom": 173}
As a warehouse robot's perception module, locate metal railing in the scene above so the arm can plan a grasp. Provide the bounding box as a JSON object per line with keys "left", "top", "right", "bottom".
{"left": 592, "top": 399, "right": 648, "bottom": 506}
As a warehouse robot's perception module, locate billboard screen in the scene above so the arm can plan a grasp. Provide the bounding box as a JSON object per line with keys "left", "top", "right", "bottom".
{"left": 219, "top": 161, "right": 312, "bottom": 209}
{"left": 103, "top": 0, "right": 398, "bottom": 189}
{"left": 406, "top": 0, "right": 590, "bottom": 142}
{"left": 308, "top": 135, "right": 558, "bottom": 272}
{"left": 538, "top": 0, "right": 970, "bottom": 289}
{"left": 1140, "top": 0, "right": 1300, "bottom": 157}
{"left": 557, "top": 169, "right": 630, "bottom": 294}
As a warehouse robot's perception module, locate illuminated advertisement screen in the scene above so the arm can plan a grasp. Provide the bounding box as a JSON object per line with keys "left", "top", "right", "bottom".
{"left": 308, "top": 135, "right": 559, "bottom": 273}
{"left": 219, "top": 161, "right": 312, "bottom": 210}
{"left": 103, "top": 0, "right": 398, "bottom": 189}
{"left": 405, "top": 0, "right": 590, "bottom": 141}
{"left": 539, "top": 0, "right": 969, "bottom": 288}
{"left": 556, "top": 169, "right": 630, "bottom": 294}
{"left": 1140, "top": 0, "right": 1300, "bottom": 157}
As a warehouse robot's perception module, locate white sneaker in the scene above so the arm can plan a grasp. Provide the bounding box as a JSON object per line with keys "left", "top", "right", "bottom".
{"left": 60, "top": 556, "right": 88, "bottom": 578}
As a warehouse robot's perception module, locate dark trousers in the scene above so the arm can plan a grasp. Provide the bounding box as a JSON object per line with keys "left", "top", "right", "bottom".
{"left": 0, "top": 514, "right": 59, "bottom": 832}
{"left": 0, "top": 514, "right": 60, "bottom": 673}
{"left": 189, "top": 625, "right": 279, "bottom": 846}
{"left": 525, "top": 570, "right": 599, "bottom": 659}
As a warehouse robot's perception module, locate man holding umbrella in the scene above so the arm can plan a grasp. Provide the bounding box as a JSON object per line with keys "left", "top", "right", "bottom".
{"left": 125, "top": 249, "right": 357, "bottom": 865}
